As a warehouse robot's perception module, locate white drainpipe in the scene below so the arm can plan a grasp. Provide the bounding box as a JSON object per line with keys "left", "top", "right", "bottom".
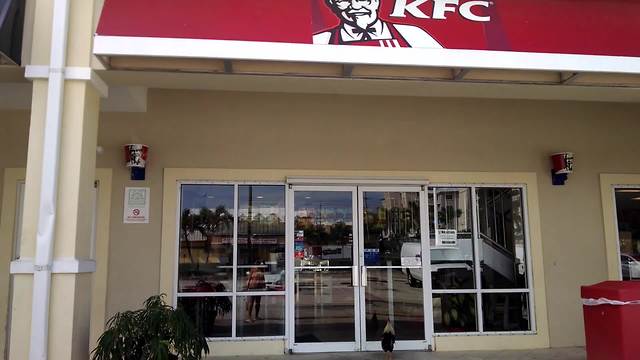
{"left": 30, "top": 0, "right": 71, "bottom": 359}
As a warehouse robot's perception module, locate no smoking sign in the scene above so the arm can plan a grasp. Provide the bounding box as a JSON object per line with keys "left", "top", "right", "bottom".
{"left": 124, "top": 187, "right": 150, "bottom": 224}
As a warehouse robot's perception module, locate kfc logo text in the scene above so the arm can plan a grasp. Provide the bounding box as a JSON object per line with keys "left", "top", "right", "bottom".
{"left": 390, "top": 0, "right": 491, "bottom": 22}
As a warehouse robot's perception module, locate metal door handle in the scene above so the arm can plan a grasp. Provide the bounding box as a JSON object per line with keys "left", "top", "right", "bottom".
{"left": 361, "top": 267, "right": 367, "bottom": 287}
{"left": 352, "top": 265, "right": 359, "bottom": 287}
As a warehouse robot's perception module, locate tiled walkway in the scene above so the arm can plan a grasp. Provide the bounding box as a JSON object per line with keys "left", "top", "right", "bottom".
{"left": 217, "top": 347, "right": 585, "bottom": 360}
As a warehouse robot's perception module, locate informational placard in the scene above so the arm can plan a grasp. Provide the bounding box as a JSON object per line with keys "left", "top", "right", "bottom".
{"left": 123, "top": 187, "right": 150, "bottom": 224}
{"left": 435, "top": 229, "right": 458, "bottom": 247}
{"left": 364, "top": 248, "right": 380, "bottom": 266}
{"left": 294, "top": 230, "right": 305, "bottom": 259}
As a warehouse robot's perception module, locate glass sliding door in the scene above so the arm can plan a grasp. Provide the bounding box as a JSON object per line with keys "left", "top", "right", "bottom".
{"left": 288, "top": 184, "right": 432, "bottom": 352}
{"left": 358, "top": 187, "right": 432, "bottom": 351}
{"left": 613, "top": 188, "right": 640, "bottom": 280}
{"left": 290, "top": 187, "right": 360, "bottom": 352}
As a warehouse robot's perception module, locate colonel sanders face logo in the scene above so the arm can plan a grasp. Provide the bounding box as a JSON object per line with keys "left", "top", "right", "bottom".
{"left": 131, "top": 148, "right": 143, "bottom": 166}
{"left": 314, "top": 0, "right": 444, "bottom": 48}
{"left": 126, "top": 144, "right": 147, "bottom": 168}
{"left": 328, "top": 0, "right": 380, "bottom": 31}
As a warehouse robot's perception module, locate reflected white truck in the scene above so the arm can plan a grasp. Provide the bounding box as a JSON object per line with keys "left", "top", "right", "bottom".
{"left": 401, "top": 238, "right": 475, "bottom": 287}
{"left": 401, "top": 242, "right": 424, "bottom": 287}
{"left": 621, "top": 253, "right": 640, "bottom": 280}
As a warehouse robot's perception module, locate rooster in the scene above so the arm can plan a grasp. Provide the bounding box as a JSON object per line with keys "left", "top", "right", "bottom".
{"left": 381, "top": 320, "right": 396, "bottom": 360}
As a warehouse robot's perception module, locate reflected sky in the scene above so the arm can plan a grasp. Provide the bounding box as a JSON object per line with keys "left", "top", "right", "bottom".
{"left": 181, "top": 184, "right": 235, "bottom": 211}
{"left": 294, "top": 191, "right": 353, "bottom": 209}
{"left": 294, "top": 191, "right": 353, "bottom": 226}
{"left": 239, "top": 185, "right": 285, "bottom": 218}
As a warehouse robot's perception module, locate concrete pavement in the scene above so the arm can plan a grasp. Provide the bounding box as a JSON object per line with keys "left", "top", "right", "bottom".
{"left": 216, "top": 347, "right": 585, "bottom": 360}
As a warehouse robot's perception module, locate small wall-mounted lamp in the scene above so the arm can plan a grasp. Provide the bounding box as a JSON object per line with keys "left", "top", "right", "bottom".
{"left": 551, "top": 152, "right": 574, "bottom": 186}
{"left": 124, "top": 144, "right": 149, "bottom": 181}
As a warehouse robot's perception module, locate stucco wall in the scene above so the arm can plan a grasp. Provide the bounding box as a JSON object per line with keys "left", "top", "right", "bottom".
{"left": 3, "top": 90, "right": 640, "bottom": 350}
{"left": 0, "top": 110, "right": 29, "bottom": 359}
{"left": 93, "top": 90, "right": 640, "bottom": 348}
{"left": 0, "top": 109, "right": 30, "bottom": 209}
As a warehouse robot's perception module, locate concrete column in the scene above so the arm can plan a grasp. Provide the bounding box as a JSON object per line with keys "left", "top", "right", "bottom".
{"left": 8, "top": 0, "right": 103, "bottom": 359}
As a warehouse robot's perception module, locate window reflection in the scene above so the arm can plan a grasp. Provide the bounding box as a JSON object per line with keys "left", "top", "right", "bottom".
{"left": 365, "top": 269, "right": 424, "bottom": 341}
{"left": 179, "top": 185, "right": 234, "bottom": 293}
{"left": 477, "top": 188, "right": 528, "bottom": 289}
{"left": 178, "top": 184, "right": 286, "bottom": 339}
{"left": 429, "top": 188, "right": 475, "bottom": 289}
{"left": 237, "top": 186, "right": 286, "bottom": 292}
{"left": 236, "top": 296, "right": 285, "bottom": 337}
{"left": 615, "top": 189, "right": 640, "bottom": 281}
{"left": 482, "top": 293, "right": 530, "bottom": 332}
{"left": 178, "top": 296, "right": 233, "bottom": 338}
{"left": 294, "top": 192, "right": 354, "bottom": 267}
{"left": 433, "top": 294, "right": 477, "bottom": 333}
{"left": 429, "top": 185, "right": 532, "bottom": 334}
{"left": 295, "top": 269, "right": 356, "bottom": 343}
{"left": 362, "top": 192, "right": 421, "bottom": 267}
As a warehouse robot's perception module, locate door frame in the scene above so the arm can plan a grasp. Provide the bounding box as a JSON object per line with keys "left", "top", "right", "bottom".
{"left": 357, "top": 185, "right": 433, "bottom": 352}
{"left": 286, "top": 185, "right": 360, "bottom": 353}
{"left": 286, "top": 182, "right": 433, "bottom": 353}
{"left": 600, "top": 175, "right": 640, "bottom": 280}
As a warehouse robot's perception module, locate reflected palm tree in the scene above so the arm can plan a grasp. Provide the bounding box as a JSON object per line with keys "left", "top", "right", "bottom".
{"left": 196, "top": 206, "right": 232, "bottom": 264}
{"left": 181, "top": 206, "right": 232, "bottom": 269}
{"left": 181, "top": 209, "right": 197, "bottom": 268}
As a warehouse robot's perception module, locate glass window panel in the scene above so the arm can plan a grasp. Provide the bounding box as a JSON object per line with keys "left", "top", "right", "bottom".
{"left": 237, "top": 186, "right": 286, "bottom": 292}
{"left": 432, "top": 293, "right": 477, "bottom": 333}
{"left": 362, "top": 192, "right": 421, "bottom": 267}
{"left": 294, "top": 269, "right": 355, "bottom": 343}
{"left": 294, "top": 191, "right": 354, "bottom": 267}
{"left": 364, "top": 268, "right": 425, "bottom": 341}
{"left": 178, "top": 185, "right": 234, "bottom": 293}
{"left": 615, "top": 189, "right": 640, "bottom": 280}
{"left": 477, "top": 188, "right": 528, "bottom": 289}
{"left": 482, "top": 293, "right": 531, "bottom": 332}
{"left": 178, "top": 296, "right": 233, "bottom": 338}
{"left": 236, "top": 295, "right": 285, "bottom": 337}
{"left": 428, "top": 187, "right": 475, "bottom": 289}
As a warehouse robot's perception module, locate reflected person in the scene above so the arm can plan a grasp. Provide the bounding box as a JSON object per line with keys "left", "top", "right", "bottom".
{"left": 245, "top": 261, "right": 266, "bottom": 322}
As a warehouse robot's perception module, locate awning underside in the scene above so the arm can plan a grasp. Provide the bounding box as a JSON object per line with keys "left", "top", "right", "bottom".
{"left": 101, "top": 55, "right": 640, "bottom": 89}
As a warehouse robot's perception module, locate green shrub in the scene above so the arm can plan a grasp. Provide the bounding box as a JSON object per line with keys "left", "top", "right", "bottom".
{"left": 92, "top": 294, "right": 209, "bottom": 360}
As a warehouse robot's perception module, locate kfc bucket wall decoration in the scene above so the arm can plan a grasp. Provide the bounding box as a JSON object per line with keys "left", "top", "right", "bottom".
{"left": 551, "top": 152, "right": 574, "bottom": 186}
{"left": 124, "top": 144, "right": 149, "bottom": 180}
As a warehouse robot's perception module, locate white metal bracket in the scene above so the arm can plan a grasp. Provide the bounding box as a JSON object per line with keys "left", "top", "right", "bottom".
{"left": 24, "top": 65, "right": 109, "bottom": 98}
{"left": 10, "top": 258, "right": 97, "bottom": 274}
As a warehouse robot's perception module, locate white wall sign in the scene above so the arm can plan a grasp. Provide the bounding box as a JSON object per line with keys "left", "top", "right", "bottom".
{"left": 435, "top": 229, "right": 458, "bottom": 247}
{"left": 124, "top": 187, "right": 150, "bottom": 224}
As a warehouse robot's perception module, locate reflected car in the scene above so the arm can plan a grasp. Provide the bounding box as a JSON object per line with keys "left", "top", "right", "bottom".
{"left": 401, "top": 242, "right": 423, "bottom": 287}
{"left": 265, "top": 271, "right": 285, "bottom": 291}
{"left": 300, "top": 258, "right": 330, "bottom": 271}
{"left": 401, "top": 242, "right": 474, "bottom": 288}
{"left": 621, "top": 254, "right": 640, "bottom": 280}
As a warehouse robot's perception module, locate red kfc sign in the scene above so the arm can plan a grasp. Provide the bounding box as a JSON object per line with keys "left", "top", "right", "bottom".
{"left": 97, "top": 0, "right": 640, "bottom": 57}
{"left": 312, "top": 0, "right": 495, "bottom": 48}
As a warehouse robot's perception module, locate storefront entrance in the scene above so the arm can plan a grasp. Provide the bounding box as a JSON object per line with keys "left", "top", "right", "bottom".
{"left": 288, "top": 185, "right": 433, "bottom": 352}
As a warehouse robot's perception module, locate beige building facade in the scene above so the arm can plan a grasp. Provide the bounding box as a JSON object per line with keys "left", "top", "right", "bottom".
{"left": 1, "top": 0, "right": 640, "bottom": 359}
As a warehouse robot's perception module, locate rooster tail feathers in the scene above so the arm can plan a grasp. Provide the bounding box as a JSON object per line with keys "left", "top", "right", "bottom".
{"left": 383, "top": 321, "right": 395, "bottom": 335}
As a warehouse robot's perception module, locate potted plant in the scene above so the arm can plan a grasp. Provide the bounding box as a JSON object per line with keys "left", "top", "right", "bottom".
{"left": 91, "top": 294, "right": 209, "bottom": 360}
